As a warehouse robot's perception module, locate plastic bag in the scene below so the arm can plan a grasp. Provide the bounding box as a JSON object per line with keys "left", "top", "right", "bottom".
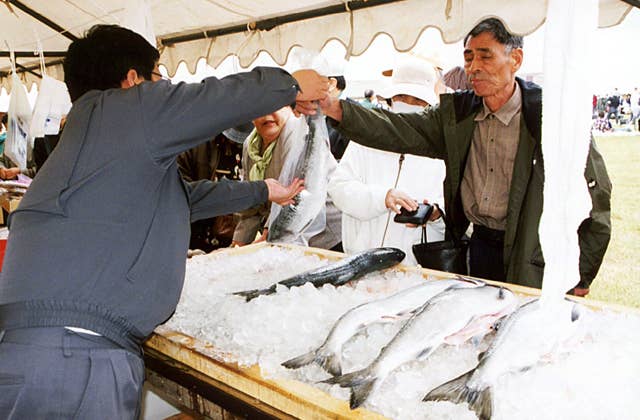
{"left": 30, "top": 74, "right": 72, "bottom": 137}
{"left": 6, "top": 72, "right": 32, "bottom": 170}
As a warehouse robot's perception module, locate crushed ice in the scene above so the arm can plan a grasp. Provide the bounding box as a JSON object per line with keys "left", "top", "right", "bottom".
{"left": 160, "top": 246, "right": 640, "bottom": 419}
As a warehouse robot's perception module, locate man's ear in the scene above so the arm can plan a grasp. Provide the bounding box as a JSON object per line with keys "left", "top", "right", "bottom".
{"left": 511, "top": 48, "right": 524, "bottom": 72}
{"left": 120, "top": 69, "right": 140, "bottom": 89}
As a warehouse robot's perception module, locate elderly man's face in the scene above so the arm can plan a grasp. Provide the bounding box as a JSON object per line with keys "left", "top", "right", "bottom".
{"left": 463, "top": 32, "right": 522, "bottom": 100}
{"left": 253, "top": 106, "right": 293, "bottom": 144}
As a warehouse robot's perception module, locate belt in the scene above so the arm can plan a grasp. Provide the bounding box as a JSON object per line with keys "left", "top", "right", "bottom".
{"left": 472, "top": 224, "right": 505, "bottom": 244}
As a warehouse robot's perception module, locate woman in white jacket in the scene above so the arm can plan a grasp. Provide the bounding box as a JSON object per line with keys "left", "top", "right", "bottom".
{"left": 327, "top": 57, "right": 446, "bottom": 265}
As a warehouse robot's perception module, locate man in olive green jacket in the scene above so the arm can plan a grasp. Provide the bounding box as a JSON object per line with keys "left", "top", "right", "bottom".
{"left": 312, "top": 18, "right": 611, "bottom": 295}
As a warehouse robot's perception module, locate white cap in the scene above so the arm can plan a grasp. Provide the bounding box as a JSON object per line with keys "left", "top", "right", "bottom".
{"left": 380, "top": 57, "right": 439, "bottom": 106}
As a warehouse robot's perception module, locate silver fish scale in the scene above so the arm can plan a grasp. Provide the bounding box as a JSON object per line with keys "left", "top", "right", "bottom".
{"left": 267, "top": 111, "right": 329, "bottom": 243}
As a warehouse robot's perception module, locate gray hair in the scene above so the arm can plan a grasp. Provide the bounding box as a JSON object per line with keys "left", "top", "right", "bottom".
{"left": 464, "top": 18, "right": 523, "bottom": 52}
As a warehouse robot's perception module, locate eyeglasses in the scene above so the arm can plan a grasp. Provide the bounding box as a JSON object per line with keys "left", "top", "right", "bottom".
{"left": 151, "top": 71, "right": 169, "bottom": 81}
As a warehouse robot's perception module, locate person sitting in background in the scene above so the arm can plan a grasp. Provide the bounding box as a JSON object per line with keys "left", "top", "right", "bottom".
{"left": 232, "top": 105, "right": 342, "bottom": 250}
{"left": 328, "top": 57, "right": 446, "bottom": 265}
{"left": 592, "top": 111, "right": 612, "bottom": 133}
{"left": 178, "top": 123, "right": 252, "bottom": 252}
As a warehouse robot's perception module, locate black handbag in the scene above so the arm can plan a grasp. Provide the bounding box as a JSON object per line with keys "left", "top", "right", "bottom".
{"left": 412, "top": 204, "right": 469, "bottom": 275}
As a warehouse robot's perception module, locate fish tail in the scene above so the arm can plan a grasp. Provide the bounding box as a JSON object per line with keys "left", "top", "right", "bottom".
{"left": 282, "top": 348, "right": 342, "bottom": 376}
{"left": 281, "top": 350, "right": 318, "bottom": 370}
{"left": 424, "top": 370, "right": 492, "bottom": 420}
{"left": 321, "top": 369, "right": 377, "bottom": 409}
{"left": 316, "top": 351, "right": 342, "bottom": 377}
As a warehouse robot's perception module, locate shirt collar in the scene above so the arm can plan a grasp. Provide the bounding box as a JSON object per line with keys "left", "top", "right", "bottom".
{"left": 474, "top": 82, "right": 522, "bottom": 125}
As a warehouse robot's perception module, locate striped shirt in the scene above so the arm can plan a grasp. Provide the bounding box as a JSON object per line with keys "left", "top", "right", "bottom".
{"left": 461, "top": 83, "right": 522, "bottom": 230}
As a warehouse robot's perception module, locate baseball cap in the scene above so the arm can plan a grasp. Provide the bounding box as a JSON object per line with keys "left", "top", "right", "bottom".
{"left": 380, "top": 57, "right": 439, "bottom": 106}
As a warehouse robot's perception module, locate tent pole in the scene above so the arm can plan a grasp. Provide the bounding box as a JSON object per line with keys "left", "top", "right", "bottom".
{"left": 160, "top": 0, "right": 404, "bottom": 46}
{"left": 7, "top": 0, "right": 78, "bottom": 42}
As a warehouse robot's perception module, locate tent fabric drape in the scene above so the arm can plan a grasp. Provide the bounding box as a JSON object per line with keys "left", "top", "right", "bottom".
{"left": 0, "top": 0, "right": 634, "bottom": 91}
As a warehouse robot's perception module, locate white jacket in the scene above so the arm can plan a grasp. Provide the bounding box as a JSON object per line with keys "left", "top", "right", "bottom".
{"left": 328, "top": 142, "right": 446, "bottom": 266}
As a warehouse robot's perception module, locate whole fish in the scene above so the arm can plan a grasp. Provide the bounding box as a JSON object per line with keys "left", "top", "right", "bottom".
{"left": 424, "top": 298, "right": 582, "bottom": 420}
{"left": 232, "top": 247, "right": 405, "bottom": 302}
{"left": 323, "top": 285, "right": 518, "bottom": 409}
{"left": 282, "top": 277, "right": 483, "bottom": 376}
{"left": 268, "top": 110, "right": 330, "bottom": 244}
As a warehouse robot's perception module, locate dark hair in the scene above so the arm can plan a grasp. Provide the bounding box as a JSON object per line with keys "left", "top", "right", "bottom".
{"left": 329, "top": 75, "right": 346, "bottom": 91}
{"left": 64, "top": 25, "right": 160, "bottom": 102}
{"left": 464, "top": 18, "right": 523, "bottom": 51}
{"left": 598, "top": 111, "right": 605, "bottom": 118}
{"left": 1, "top": 113, "right": 7, "bottom": 125}
{"left": 364, "top": 89, "right": 374, "bottom": 98}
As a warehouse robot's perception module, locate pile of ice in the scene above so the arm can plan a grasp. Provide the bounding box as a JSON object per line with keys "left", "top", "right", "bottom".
{"left": 161, "top": 246, "right": 640, "bottom": 420}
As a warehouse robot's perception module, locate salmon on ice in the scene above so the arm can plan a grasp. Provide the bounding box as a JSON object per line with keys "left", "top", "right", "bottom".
{"left": 424, "top": 298, "right": 583, "bottom": 420}
{"left": 282, "top": 277, "right": 483, "bottom": 376}
{"left": 323, "top": 285, "right": 518, "bottom": 409}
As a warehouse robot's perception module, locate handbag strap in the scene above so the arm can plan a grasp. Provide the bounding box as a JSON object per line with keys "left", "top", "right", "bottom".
{"left": 421, "top": 203, "right": 449, "bottom": 244}
{"left": 380, "top": 153, "right": 405, "bottom": 247}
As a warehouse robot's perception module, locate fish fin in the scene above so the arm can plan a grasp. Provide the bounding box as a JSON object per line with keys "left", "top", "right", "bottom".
{"left": 316, "top": 352, "right": 343, "bottom": 377}
{"left": 323, "top": 369, "right": 378, "bottom": 409}
{"left": 424, "top": 369, "right": 473, "bottom": 403}
{"left": 281, "top": 350, "right": 318, "bottom": 370}
{"left": 571, "top": 303, "right": 581, "bottom": 322}
{"left": 472, "top": 387, "right": 493, "bottom": 420}
{"left": 416, "top": 346, "right": 433, "bottom": 361}
{"left": 231, "top": 289, "right": 262, "bottom": 302}
{"left": 349, "top": 375, "right": 378, "bottom": 409}
{"left": 424, "top": 369, "right": 492, "bottom": 419}
{"left": 321, "top": 369, "right": 362, "bottom": 386}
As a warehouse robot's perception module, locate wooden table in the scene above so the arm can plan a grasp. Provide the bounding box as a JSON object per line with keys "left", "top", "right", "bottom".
{"left": 142, "top": 243, "right": 637, "bottom": 419}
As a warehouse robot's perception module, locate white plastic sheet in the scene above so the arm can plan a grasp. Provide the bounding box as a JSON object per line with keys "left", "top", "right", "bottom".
{"left": 6, "top": 66, "right": 32, "bottom": 170}
{"left": 539, "top": 0, "right": 598, "bottom": 302}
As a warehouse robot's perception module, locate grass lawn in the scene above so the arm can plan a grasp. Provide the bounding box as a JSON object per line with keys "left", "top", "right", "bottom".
{"left": 587, "top": 133, "right": 640, "bottom": 308}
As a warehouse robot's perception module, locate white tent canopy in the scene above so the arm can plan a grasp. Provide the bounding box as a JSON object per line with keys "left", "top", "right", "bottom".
{"left": 0, "top": 0, "right": 635, "bottom": 91}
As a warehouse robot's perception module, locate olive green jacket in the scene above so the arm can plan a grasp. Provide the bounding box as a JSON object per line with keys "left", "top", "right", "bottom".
{"left": 335, "top": 78, "right": 611, "bottom": 289}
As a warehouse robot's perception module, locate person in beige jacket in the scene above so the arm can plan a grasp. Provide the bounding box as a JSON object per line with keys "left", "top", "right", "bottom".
{"left": 232, "top": 105, "right": 342, "bottom": 250}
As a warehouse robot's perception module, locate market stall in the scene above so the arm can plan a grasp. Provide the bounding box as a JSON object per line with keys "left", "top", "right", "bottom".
{"left": 143, "top": 243, "right": 640, "bottom": 419}
{"left": 0, "top": 0, "right": 636, "bottom": 90}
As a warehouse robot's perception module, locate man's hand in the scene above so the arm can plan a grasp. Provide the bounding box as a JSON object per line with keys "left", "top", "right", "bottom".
{"left": 319, "top": 95, "right": 344, "bottom": 121}
{"left": 0, "top": 167, "right": 20, "bottom": 180}
{"left": 292, "top": 70, "right": 330, "bottom": 102}
{"left": 385, "top": 188, "right": 418, "bottom": 214}
{"left": 264, "top": 177, "right": 304, "bottom": 206}
{"left": 423, "top": 199, "right": 442, "bottom": 222}
{"left": 570, "top": 287, "right": 590, "bottom": 297}
{"left": 253, "top": 229, "right": 268, "bottom": 244}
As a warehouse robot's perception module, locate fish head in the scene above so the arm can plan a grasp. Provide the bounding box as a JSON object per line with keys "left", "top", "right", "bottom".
{"left": 376, "top": 247, "right": 406, "bottom": 264}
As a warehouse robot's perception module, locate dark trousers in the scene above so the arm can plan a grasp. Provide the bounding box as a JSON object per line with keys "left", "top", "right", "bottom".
{"left": 469, "top": 224, "right": 506, "bottom": 282}
{"left": 0, "top": 327, "right": 144, "bottom": 419}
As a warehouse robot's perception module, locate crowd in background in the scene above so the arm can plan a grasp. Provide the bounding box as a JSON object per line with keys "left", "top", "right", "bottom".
{"left": 592, "top": 87, "right": 640, "bottom": 132}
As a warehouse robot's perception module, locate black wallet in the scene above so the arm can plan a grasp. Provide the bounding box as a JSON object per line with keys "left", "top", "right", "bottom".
{"left": 393, "top": 203, "right": 434, "bottom": 225}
